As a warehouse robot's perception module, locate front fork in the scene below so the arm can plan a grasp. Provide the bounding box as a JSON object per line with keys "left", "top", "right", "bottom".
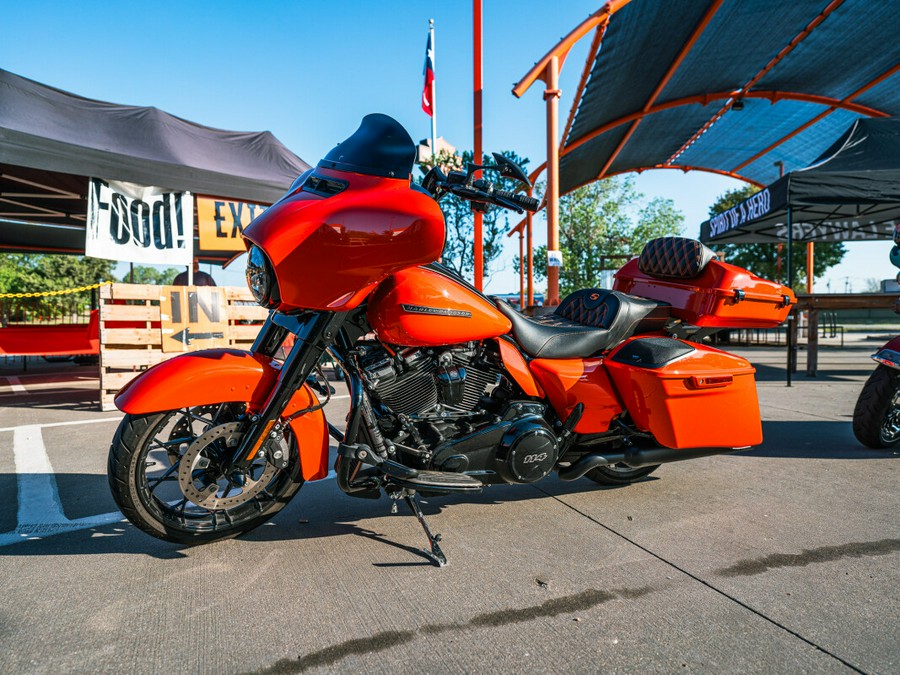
{"left": 236, "top": 310, "right": 449, "bottom": 565}
{"left": 230, "top": 311, "right": 348, "bottom": 471}
{"left": 327, "top": 344, "right": 385, "bottom": 496}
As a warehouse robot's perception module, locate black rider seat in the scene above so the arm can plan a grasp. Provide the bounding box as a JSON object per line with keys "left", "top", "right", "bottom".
{"left": 494, "top": 289, "right": 669, "bottom": 359}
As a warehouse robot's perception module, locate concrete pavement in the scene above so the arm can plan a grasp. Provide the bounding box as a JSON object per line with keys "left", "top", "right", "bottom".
{"left": 0, "top": 338, "right": 896, "bottom": 673}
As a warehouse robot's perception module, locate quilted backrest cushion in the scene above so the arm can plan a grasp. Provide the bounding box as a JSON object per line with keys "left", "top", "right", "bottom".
{"left": 638, "top": 237, "right": 715, "bottom": 279}
{"left": 555, "top": 289, "right": 617, "bottom": 329}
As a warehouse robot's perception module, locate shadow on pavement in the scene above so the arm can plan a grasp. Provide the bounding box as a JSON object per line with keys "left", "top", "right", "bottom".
{"left": 0, "top": 473, "right": 621, "bottom": 560}
{"left": 751, "top": 363, "right": 873, "bottom": 383}
{"left": 1, "top": 417, "right": 895, "bottom": 559}
{"left": 0, "top": 388, "right": 101, "bottom": 412}
{"left": 738, "top": 420, "right": 900, "bottom": 459}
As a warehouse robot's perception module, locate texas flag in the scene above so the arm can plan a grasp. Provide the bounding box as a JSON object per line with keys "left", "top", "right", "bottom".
{"left": 422, "top": 31, "right": 435, "bottom": 117}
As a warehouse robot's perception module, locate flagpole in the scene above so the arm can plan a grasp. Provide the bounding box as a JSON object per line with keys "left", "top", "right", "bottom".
{"left": 473, "top": 0, "right": 484, "bottom": 290}
{"left": 429, "top": 19, "right": 437, "bottom": 159}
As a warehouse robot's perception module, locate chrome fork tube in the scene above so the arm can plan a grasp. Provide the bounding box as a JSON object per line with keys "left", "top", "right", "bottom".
{"left": 230, "top": 311, "right": 347, "bottom": 470}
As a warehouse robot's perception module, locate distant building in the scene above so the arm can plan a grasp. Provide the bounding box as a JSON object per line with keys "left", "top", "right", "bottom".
{"left": 416, "top": 137, "right": 456, "bottom": 164}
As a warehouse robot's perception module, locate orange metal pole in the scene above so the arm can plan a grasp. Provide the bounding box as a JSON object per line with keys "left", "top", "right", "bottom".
{"left": 518, "top": 231, "right": 525, "bottom": 308}
{"left": 561, "top": 20, "right": 609, "bottom": 147}
{"left": 473, "top": 0, "right": 484, "bottom": 291}
{"left": 512, "top": 0, "right": 635, "bottom": 98}
{"left": 526, "top": 189, "right": 534, "bottom": 307}
{"left": 807, "top": 242, "right": 814, "bottom": 293}
{"left": 564, "top": 164, "right": 765, "bottom": 197}
{"left": 545, "top": 56, "right": 561, "bottom": 306}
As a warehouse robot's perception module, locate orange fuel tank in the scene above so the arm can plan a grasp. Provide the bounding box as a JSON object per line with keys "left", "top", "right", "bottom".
{"left": 368, "top": 267, "right": 512, "bottom": 346}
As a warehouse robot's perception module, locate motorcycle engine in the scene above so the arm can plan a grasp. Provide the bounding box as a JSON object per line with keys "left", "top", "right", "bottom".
{"left": 360, "top": 343, "right": 502, "bottom": 417}
{"left": 359, "top": 342, "right": 558, "bottom": 484}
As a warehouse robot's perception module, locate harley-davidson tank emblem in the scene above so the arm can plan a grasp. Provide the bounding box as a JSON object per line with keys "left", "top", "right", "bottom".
{"left": 400, "top": 304, "right": 472, "bottom": 318}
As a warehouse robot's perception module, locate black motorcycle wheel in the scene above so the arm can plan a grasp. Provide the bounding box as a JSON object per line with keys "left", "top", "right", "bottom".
{"left": 585, "top": 463, "right": 659, "bottom": 485}
{"left": 108, "top": 403, "right": 304, "bottom": 545}
{"left": 852, "top": 365, "right": 900, "bottom": 449}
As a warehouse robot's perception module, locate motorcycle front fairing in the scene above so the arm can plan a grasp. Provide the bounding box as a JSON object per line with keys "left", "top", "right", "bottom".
{"left": 115, "top": 349, "right": 329, "bottom": 481}
{"left": 242, "top": 114, "right": 446, "bottom": 313}
{"left": 116, "top": 116, "right": 446, "bottom": 484}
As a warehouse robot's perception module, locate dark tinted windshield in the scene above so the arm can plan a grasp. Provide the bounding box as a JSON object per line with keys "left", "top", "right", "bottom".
{"left": 318, "top": 113, "right": 416, "bottom": 179}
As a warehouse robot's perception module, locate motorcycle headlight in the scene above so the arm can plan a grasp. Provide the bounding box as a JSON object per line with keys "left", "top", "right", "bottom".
{"left": 246, "top": 246, "right": 280, "bottom": 308}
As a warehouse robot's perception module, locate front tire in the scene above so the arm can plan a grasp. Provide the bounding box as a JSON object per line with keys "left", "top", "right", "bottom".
{"left": 108, "top": 404, "right": 304, "bottom": 545}
{"left": 853, "top": 365, "right": 900, "bottom": 449}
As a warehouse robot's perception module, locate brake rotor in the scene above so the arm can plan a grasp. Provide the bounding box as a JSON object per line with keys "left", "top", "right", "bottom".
{"left": 177, "top": 421, "right": 278, "bottom": 510}
{"left": 167, "top": 405, "right": 223, "bottom": 465}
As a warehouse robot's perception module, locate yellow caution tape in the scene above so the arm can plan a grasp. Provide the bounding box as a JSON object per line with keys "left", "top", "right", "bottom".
{"left": 0, "top": 281, "right": 113, "bottom": 299}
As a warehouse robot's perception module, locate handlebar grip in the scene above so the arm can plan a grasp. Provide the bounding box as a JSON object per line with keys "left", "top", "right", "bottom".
{"left": 494, "top": 190, "right": 540, "bottom": 212}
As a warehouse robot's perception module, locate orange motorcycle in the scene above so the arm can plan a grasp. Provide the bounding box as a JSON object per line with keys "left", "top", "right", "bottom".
{"left": 108, "top": 114, "right": 795, "bottom": 565}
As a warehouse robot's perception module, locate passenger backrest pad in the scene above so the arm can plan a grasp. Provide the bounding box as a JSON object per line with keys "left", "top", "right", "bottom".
{"left": 638, "top": 237, "right": 715, "bottom": 280}
{"left": 555, "top": 289, "right": 618, "bottom": 329}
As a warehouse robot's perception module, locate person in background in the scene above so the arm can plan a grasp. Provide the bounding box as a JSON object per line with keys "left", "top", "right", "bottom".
{"left": 173, "top": 260, "right": 216, "bottom": 286}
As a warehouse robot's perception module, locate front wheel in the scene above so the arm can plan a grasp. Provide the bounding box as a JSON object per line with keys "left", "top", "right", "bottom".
{"left": 108, "top": 403, "right": 304, "bottom": 545}
{"left": 853, "top": 365, "right": 900, "bottom": 449}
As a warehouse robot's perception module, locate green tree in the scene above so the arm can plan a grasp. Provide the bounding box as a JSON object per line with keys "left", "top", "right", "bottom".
{"left": 0, "top": 254, "right": 115, "bottom": 295}
{"left": 521, "top": 177, "right": 684, "bottom": 298}
{"left": 709, "top": 186, "right": 845, "bottom": 291}
{"left": 0, "top": 253, "right": 116, "bottom": 323}
{"left": 419, "top": 149, "right": 529, "bottom": 281}
{"left": 121, "top": 265, "right": 182, "bottom": 285}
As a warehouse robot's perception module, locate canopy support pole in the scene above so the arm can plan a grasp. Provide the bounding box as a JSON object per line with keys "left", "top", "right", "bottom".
{"left": 786, "top": 207, "right": 794, "bottom": 387}
{"left": 545, "top": 55, "right": 561, "bottom": 306}
{"left": 518, "top": 230, "right": 525, "bottom": 308}
{"left": 526, "top": 192, "right": 534, "bottom": 307}
{"left": 806, "top": 242, "right": 814, "bottom": 293}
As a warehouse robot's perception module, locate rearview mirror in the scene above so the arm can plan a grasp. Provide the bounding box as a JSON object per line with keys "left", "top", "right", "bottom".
{"left": 492, "top": 152, "right": 531, "bottom": 188}
{"left": 422, "top": 165, "right": 447, "bottom": 196}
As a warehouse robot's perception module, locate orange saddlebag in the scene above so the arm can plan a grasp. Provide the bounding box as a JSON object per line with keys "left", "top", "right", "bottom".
{"left": 605, "top": 337, "right": 762, "bottom": 449}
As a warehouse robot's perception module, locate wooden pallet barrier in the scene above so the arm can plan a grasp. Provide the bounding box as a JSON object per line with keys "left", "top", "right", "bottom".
{"left": 99, "top": 283, "right": 267, "bottom": 410}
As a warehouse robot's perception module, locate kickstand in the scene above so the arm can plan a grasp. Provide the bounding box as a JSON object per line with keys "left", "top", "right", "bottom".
{"left": 404, "top": 492, "right": 447, "bottom": 567}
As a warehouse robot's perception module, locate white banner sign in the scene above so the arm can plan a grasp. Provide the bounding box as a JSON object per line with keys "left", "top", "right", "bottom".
{"left": 86, "top": 178, "right": 193, "bottom": 265}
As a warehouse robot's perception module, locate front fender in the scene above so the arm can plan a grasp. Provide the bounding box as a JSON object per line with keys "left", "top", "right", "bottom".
{"left": 872, "top": 335, "right": 900, "bottom": 370}
{"left": 114, "top": 349, "right": 329, "bottom": 481}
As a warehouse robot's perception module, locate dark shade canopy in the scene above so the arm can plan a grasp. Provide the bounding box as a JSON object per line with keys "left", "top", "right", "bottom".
{"left": 699, "top": 117, "right": 900, "bottom": 244}
{"left": 545, "top": 0, "right": 900, "bottom": 196}
{"left": 0, "top": 68, "right": 310, "bottom": 259}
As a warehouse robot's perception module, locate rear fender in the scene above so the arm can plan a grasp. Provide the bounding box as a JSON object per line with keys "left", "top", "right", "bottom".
{"left": 114, "top": 349, "right": 329, "bottom": 481}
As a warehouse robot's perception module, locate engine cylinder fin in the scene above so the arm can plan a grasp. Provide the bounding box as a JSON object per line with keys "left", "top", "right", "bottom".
{"left": 376, "top": 367, "right": 438, "bottom": 415}
{"left": 453, "top": 352, "right": 501, "bottom": 410}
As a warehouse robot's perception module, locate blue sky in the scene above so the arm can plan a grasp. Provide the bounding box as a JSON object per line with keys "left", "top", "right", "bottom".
{"left": 3, "top": 1, "right": 895, "bottom": 293}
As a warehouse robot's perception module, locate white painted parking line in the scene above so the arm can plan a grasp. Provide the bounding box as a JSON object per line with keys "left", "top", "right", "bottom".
{"left": 13, "top": 425, "right": 68, "bottom": 526}
{"left": 0, "top": 388, "right": 94, "bottom": 399}
{"left": 0, "top": 417, "right": 121, "bottom": 433}
{"left": 5, "top": 376, "right": 26, "bottom": 393}
{"left": 0, "top": 511, "right": 126, "bottom": 547}
{"left": 0, "top": 425, "right": 127, "bottom": 547}
{"left": 0, "top": 424, "right": 336, "bottom": 548}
